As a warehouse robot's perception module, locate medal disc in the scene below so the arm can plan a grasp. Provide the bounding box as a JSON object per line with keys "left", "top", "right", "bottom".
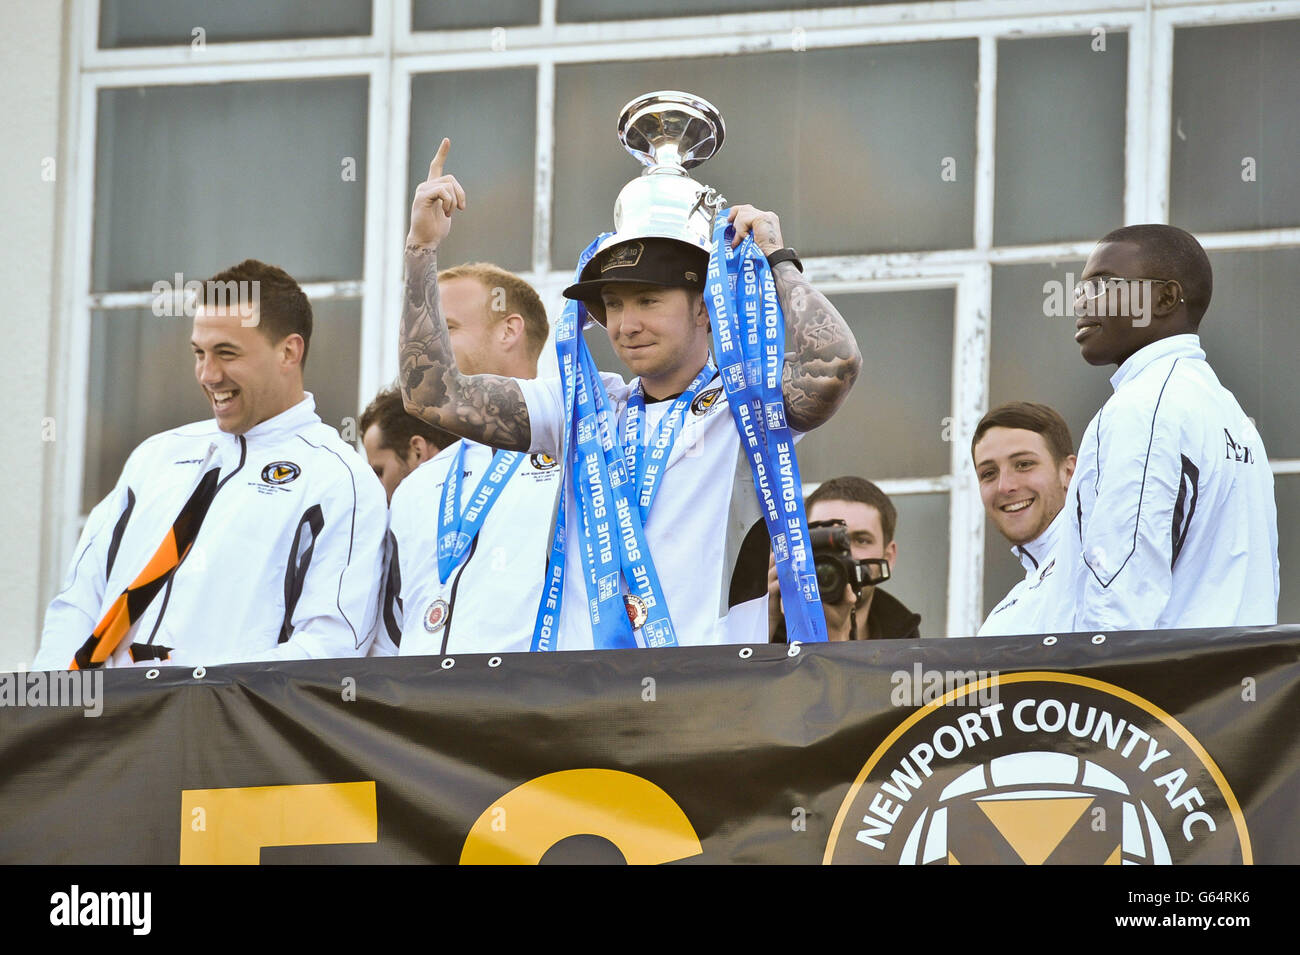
{"left": 624, "top": 594, "right": 648, "bottom": 629}
{"left": 424, "top": 598, "right": 449, "bottom": 633}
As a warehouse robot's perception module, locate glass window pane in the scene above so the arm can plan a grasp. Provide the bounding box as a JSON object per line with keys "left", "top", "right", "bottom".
{"left": 83, "top": 301, "right": 361, "bottom": 511}
{"left": 1277, "top": 474, "right": 1299, "bottom": 625}
{"left": 995, "top": 33, "right": 1126, "bottom": 246}
{"left": 99, "top": 0, "right": 371, "bottom": 47}
{"left": 799, "top": 288, "right": 954, "bottom": 482}
{"left": 308, "top": 300, "right": 366, "bottom": 441}
{"left": 552, "top": 42, "right": 977, "bottom": 265}
{"left": 413, "top": 0, "right": 539, "bottom": 30}
{"left": 84, "top": 309, "right": 210, "bottom": 512}
{"left": 1197, "top": 248, "right": 1300, "bottom": 459}
{"left": 559, "top": 0, "right": 965, "bottom": 21}
{"left": 94, "top": 79, "right": 368, "bottom": 292}
{"left": 885, "top": 492, "right": 950, "bottom": 638}
{"left": 1171, "top": 19, "right": 1300, "bottom": 232}
{"left": 989, "top": 261, "right": 1113, "bottom": 447}
{"left": 409, "top": 69, "right": 537, "bottom": 272}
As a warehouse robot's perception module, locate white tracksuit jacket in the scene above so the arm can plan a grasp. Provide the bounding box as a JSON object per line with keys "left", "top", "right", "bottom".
{"left": 369, "top": 439, "right": 562, "bottom": 656}
{"left": 516, "top": 370, "right": 773, "bottom": 650}
{"left": 34, "top": 395, "right": 387, "bottom": 668}
{"left": 977, "top": 508, "right": 1074, "bottom": 637}
{"left": 1067, "top": 335, "right": 1279, "bottom": 632}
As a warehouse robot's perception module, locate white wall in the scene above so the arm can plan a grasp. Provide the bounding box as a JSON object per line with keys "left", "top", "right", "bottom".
{"left": 0, "top": 2, "right": 69, "bottom": 668}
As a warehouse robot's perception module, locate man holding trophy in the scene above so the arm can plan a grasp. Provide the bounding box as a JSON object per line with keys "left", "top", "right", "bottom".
{"left": 400, "top": 92, "right": 861, "bottom": 650}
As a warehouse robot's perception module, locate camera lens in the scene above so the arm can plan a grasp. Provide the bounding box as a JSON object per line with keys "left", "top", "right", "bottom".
{"left": 815, "top": 557, "right": 846, "bottom": 604}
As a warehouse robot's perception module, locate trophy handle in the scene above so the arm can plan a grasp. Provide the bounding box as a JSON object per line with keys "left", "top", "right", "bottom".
{"left": 688, "top": 186, "right": 727, "bottom": 222}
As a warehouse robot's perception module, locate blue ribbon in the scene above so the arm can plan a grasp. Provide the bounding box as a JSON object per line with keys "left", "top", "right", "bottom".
{"left": 622, "top": 359, "right": 717, "bottom": 518}
{"left": 704, "top": 212, "right": 828, "bottom": 643}
{"left": 436, "top": 441, "right": 525, "bottom": 584}
{"left": 529, "top": 235, "right": 608, "bottom": 651}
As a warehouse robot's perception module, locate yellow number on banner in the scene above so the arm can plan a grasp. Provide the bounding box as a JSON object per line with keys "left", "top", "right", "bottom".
{"left": 459, "top": 768, "right": 702, "bottom": 865}
{"left": 179, "top": 782, "right": 377, "bottom": 864}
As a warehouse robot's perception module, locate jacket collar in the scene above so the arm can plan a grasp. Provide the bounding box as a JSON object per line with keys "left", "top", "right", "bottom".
{"left": 1110, "top": 334, "right": 1204, "bottom": 391}
{"left": 1012, "top": 505, "right": 1066, "bottom": 575}
{"left": 238, "top": 393, "right": 318, "bottom": 442}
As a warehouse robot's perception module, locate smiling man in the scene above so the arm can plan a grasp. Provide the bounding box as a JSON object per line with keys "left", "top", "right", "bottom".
{"left": 1068, "top": 224, "right": 1279, "bottom": 632}
{"left": 34, "top": 259, "right": 386, "bottom": 669}
{"left": 972, "top": 402, "right": 1076, "bottom": 637}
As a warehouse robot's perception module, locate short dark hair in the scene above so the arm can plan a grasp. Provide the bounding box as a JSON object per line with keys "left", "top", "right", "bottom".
{"left": 439, "top": 262, "right": 549, "bottom": 360}
{"left": 806, "top": 476, "right": 898, "bottom": 544}
{"left": 1099, "top": 224, "right": 1213, "bottom": 326}
{"left": 972, "top": 402, "right": 1075, "bottom": 467}
{"left": 198, "top": 259, "right": 313, "bottom": 367}
{"left": 360, "top": 386, "right": 457, "bottom": 461}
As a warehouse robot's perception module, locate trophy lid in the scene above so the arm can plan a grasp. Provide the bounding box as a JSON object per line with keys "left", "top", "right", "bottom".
{"left": 617, "top": 91, "right": 725, "bottom": 172}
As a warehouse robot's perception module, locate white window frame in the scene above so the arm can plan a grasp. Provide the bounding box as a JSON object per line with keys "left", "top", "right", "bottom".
{"left": 48, "top": 0, "right": 1300, "bottom": 638}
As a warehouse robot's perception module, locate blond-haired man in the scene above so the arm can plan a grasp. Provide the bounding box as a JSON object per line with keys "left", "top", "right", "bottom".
{"left": 373, "top": 261, "right": 561, "bottom": 655}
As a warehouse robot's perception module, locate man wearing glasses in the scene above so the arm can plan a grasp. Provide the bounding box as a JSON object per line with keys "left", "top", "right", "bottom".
{"left": 1068, "top": 224, "right": 1279, "bottom": 632}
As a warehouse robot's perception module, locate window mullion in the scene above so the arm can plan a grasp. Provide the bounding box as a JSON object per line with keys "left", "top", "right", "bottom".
{"left": 949, "top": 263, "right": 992, "bottom": 636}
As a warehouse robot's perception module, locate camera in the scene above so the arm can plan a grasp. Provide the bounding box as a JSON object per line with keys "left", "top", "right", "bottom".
{"left": 810, "top": 519, "right": 890, "bottom": 605}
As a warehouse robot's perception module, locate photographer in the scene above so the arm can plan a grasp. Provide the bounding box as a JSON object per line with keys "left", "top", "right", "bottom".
{"left": 769, "top": 476, "right": 921, "bottom": 642}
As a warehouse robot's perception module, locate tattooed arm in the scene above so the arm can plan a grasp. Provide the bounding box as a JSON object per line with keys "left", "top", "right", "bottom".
{"left": 727, "top": 205, "right": 862, "bottom": 432}
{"left": 773, "top": 262, "right": 862, "bottom": 432}
{"left": 401, "top": 247, "right": 532, "bottom": 451}
{"left": 399, "top": 138, "right": 532, "bottom": 452}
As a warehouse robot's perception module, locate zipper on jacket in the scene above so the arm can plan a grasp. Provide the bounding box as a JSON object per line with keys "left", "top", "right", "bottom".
{"left": 439, "top": 532, "right": 480, "bottom": 654}
{"left": 145, "top": 436, "right": 247, "bottom": 645}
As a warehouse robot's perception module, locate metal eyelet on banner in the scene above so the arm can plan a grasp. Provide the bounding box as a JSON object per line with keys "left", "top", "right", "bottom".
{"left": 192, "top": 666, "right": 206, "bottom": 679}
{"left": 1092, "top": 633, "right": 1107, "bottom": 645}
{"left": 488, "top": 656, "right": 502, "bottom": 668}
{"left": 441, "top": 657, "right": 455, "bottom": 670}
{"left": 738, "top": 647, "right": 753, "bottom": 659}
{"left": 1042, "top": 636, "right": 1058, "bottom": 646}
{"left": 145, "top": 668, "right": 159, "bottom": 680}
{"left": 787, "top": 642, "right": 801, "bottom": 658}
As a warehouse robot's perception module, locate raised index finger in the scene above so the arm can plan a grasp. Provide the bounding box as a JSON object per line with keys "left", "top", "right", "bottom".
{"left": 427, "top": 137, "right": 451, "bottom": 181}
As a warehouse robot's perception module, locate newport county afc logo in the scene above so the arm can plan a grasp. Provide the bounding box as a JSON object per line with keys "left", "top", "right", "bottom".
{"left": 261, "top": 461, "right": 301, "bottom": 485}
{"left": 823, "top": 673, "right": 1250, "bottom": 865}
{"left": 530, "top": 453, "right": 558, "bottom": 470}
{"left": 691, "top": 385, "right": 723, "bottom": 416}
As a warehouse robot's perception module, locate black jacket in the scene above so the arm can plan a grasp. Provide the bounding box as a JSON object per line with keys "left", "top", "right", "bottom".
{"left": 772, "top": 587, "right": 922, "bottom": 642}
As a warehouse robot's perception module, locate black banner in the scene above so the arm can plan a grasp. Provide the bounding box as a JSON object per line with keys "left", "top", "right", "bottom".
{"left": 1, "top": 626, "right": 1297, "bottom": 864}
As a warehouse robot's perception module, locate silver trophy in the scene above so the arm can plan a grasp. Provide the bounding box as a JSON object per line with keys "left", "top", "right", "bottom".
{"left": 599, "top": 91, "right": 727, "bottom": 257}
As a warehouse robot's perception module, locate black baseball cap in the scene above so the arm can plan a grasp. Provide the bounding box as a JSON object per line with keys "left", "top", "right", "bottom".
{"left": 562, "top": 237, "right": 709, "bottom": 310}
